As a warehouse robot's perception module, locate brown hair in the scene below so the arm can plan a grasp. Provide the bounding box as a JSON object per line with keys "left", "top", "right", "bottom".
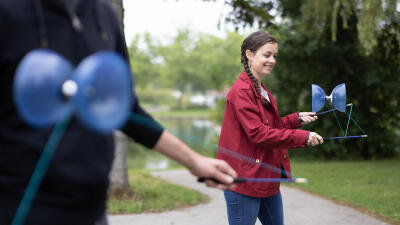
{"left": 241, "top": 31, "right": 277, "bottom": 106}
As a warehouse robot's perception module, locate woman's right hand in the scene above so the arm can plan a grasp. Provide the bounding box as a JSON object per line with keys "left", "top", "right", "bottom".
{"left": 307, "top": 132, "right": 324, "bottom": 146}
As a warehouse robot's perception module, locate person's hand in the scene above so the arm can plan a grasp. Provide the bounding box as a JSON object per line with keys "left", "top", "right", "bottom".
{"left": 153, "top": 131, "right": 237, "bottom": 190}
{"left": 307, "top": 132, "right": 324, "bottom": 146}
{"left": 188, "top": 155, "right": 237, "bottom": 190}
{"left": 299, "top": 112, "right": 318, "bottom": 125}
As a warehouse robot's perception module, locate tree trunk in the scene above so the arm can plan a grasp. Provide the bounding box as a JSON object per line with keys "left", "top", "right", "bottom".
{"left": 106, "top": 0, "right": 131, "bottom": 195}
{"left": 109, "top": 131, "right": 130, "bottom": 196}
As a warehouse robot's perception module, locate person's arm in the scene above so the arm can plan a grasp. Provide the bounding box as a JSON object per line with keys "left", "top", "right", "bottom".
{"left": 281, "top": 112, "right": 318, "bottom": 129}
{"left": 280, "top": 112, "right": 322, "bottom": 146}
{"left": 281, "top": 112, "right": 303, "bottom": 129}
{"left": 121, "top": 96, "right": 164, "bottom": 148}
{"left": 109, "top": 7, "right": 236, "bottom": 188}
{"left": 122, "top": 98, "right": 237, "bottom": 189}
{"left": 234, "top": 88, "right": 310, "bottom": 149}
{"left": 153, "top": 131, "right": 237, "bottom": 189}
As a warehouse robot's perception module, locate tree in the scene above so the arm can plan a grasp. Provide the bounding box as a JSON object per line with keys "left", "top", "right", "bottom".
{"left": 191, "top": 31, "right": 244, "bottom": 90}
{"left": 127, "top": 29, "right": 244, "bottom": 109}
{"left": 128, "top": 33, "right": 164, "bottom": 88}
{"left": 155, "top": 29, "right": 203, "bottom": 109}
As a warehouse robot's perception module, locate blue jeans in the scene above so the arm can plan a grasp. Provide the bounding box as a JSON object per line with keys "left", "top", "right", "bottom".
{"left": 224, "top": 190, "right": 284, "bottom": 225}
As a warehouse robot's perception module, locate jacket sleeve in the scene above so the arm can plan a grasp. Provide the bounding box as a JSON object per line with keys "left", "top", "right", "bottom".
{"left": 233, "top": 88, "right": 309, "bottom": 149}
{"left": 121, "top": 95, "right": 164, "bottom": 149}
{"left": 281, "top": 112, "right": 302, "bottom": 129}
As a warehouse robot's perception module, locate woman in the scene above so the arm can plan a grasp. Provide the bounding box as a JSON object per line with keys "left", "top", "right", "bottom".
{"left": 216, "top": 31, "right": 323, "bottom": 225}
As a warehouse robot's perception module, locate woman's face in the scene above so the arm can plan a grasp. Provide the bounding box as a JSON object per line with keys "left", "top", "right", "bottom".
{"left": 246, "top": 42, "right": 278, "bottom": 80}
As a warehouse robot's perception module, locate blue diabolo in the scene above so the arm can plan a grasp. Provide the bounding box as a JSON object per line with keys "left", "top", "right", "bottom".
{"left": 13, "top": 49, "right": 133, "bottom": 133}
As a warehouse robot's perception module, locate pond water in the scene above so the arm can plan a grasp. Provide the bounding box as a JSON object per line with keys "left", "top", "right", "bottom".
{"left": 127, "top": 118, "right": 220, "bottom": 170}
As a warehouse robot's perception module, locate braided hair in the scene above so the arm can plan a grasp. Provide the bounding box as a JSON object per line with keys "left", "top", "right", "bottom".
{"left": 241, "top": 31, "right": 277, "bottom": 106}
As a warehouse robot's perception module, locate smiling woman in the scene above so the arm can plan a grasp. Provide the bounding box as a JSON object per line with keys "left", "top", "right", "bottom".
{"left": 216, "top": 31, "right": 324, "bottom": 225}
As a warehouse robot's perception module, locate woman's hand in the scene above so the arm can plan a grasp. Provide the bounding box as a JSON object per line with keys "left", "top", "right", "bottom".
{"left": 299, "top": 112, "right": 318, "bottom": 125}
{"left": 307, "top": 132, "right": 324, "bottom": 146}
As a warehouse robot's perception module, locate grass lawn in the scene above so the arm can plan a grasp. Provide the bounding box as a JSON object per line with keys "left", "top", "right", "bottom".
{"left": 107, "top": 169, "right": 208, "bottom": 214}
{"left": 287, "top": 159, "right": 400, "bottom": 224}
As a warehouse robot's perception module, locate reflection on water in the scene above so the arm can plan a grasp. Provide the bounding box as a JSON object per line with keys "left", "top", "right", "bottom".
{"left": 127, "top": 118, "right": 220, "bottom": 170}
{"left": 192, "top": 119, "right": 213, "bottom": 128}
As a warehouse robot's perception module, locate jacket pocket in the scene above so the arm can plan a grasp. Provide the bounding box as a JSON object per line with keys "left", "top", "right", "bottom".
{"left": 242, "top": 148, "right": 260, "bottom": 169}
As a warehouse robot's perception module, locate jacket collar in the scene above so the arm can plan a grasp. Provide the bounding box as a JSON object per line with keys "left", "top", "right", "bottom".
{"left": 238, "top": 70, "right": 280, "bottom": 119}
{"left": 238, "top": 70, "right": 273, "bottom": 101}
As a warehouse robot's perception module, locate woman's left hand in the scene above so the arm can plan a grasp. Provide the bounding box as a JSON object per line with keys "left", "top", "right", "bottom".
{"left": 299, "top": 112, "right": 318, "bottom": 125}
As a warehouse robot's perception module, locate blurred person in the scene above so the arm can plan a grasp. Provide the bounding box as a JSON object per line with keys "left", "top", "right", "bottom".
{"left": 0, "top": 0, "right": 236, "bottom": 225}
{"left": 216, "top": 31, "right": 323, "bottom": 225}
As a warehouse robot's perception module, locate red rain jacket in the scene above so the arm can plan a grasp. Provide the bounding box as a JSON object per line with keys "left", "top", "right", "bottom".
{"left": 217, "top": 71, "right": 310, "bottom": 197}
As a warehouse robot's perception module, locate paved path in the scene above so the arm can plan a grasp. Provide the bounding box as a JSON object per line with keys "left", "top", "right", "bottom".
{"left": 108, "top": 169, "right": 390, "bottom": 225}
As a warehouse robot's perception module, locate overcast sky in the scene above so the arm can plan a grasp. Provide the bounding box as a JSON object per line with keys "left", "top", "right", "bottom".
{"left": 122, "top": 0, "right": 246, "bottom": 45}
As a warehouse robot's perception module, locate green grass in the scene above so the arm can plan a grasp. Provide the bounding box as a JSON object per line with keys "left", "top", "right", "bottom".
{"left": 287, "top": 159, "right": 400, "bottom": 224}
{"left": 151, "top": 108, "right": 211, "bottom": 118}
{"left": 107, "top": 170, "right": 208, "bottom": 214}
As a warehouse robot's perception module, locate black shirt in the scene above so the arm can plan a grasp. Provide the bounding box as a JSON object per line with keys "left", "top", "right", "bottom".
{"left": 0, "top": 0, "right": 163, "bottom": 224}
